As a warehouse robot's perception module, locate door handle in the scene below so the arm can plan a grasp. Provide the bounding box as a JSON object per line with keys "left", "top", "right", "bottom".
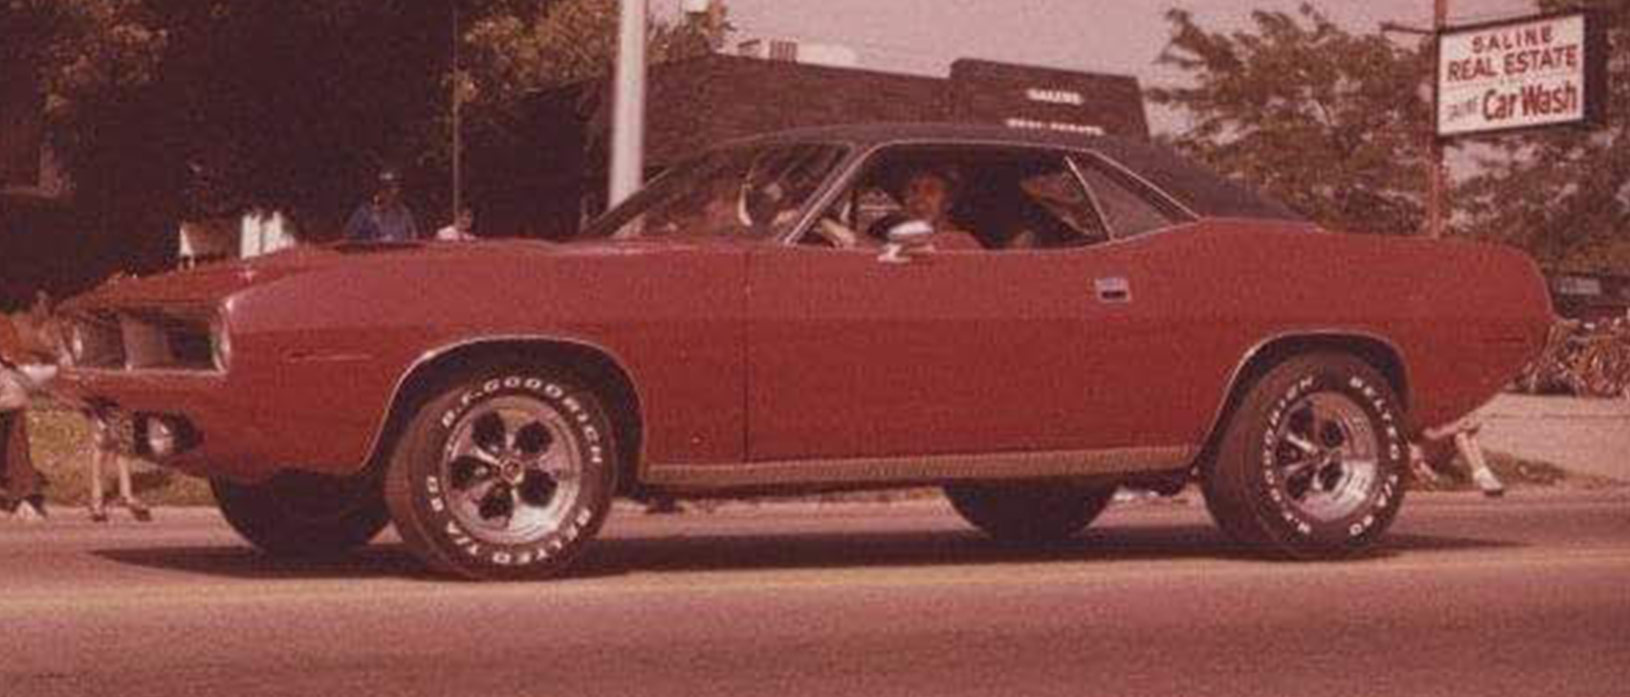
{"left": 1095, "top": 277, "right": 1132, "bottom": 303}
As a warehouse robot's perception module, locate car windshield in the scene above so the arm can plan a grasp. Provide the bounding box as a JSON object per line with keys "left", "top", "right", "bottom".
{"left": 578, "top": 143, "right": 849, "bottom": 242}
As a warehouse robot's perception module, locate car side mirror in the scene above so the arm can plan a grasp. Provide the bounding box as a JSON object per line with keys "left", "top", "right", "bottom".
{"left": 878, "top": 219, "right": 936, "bottom": 264}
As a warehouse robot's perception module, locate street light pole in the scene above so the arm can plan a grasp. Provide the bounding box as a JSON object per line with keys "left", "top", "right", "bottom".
{"left": 452, "top": 2, "right": 463, "bottom": 221}
{"left": 609, "top": 0, "right": 647, "bottom": 208}
{"left": 1426, "top": 0, "right": 1448, "bottom": 238}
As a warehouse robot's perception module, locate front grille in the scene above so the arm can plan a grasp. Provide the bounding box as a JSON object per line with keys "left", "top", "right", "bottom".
{"left": 69, "top": 308, "right": 220, "bottom": 372}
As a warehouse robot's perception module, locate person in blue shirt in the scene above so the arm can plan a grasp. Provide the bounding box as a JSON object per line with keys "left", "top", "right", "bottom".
{"left": 344, "top": 169, "right": 421, "bottom": 242}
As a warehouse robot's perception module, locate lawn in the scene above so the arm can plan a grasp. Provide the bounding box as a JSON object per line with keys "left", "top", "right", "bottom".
{"left": 23, "top": 405, "right": 213, "bottom": 508}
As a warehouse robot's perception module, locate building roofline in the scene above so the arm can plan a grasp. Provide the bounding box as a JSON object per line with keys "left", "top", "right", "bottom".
{"left": 711, "top": 121, "right": 1126, "bottom": 149}
{"left": 521, "top": 52, "right": 1143, "bottom": 102}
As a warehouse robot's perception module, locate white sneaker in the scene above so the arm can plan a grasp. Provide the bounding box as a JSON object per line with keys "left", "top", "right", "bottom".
{"left": 13, "top": 501, "right": 45, "bottom": 523}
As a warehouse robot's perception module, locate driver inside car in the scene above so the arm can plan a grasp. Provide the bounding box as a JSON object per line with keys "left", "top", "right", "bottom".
{"left": 899, "top": 167, "right": 982, "bottom": 250}
{"left": 815, "top": 166, "right": 984, "bottom": 250}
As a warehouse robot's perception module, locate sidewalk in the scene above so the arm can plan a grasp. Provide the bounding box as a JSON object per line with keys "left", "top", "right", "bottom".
{"left": 1474, "top": 394, "right": 1630, "bottom": 483}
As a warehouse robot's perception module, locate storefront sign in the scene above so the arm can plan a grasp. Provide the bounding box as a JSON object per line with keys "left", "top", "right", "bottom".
{"left": 1025, "top": 88, "right": 1085, "bottom": 106}
{"left": 1437, "top": 12, "right": 1608, "bottom": 137}
{"left": 1003, "top": 117, "right": 1105, "bottom": 136}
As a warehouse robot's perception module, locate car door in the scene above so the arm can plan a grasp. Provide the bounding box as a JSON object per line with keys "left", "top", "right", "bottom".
{"left": 744, "top": 144, "right": 1171, "bottom": 463}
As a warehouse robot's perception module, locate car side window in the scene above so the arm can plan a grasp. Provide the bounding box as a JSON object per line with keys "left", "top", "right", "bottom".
{"left": 583, "top": 143, "right": 847, "bottom": 242}
{"left": 800, "top": 145, "right": 1110, "bottom": 251}
{"left": 1070, "top": 155, "right": 1182, "bottom": 239}
{"left": 1015, "top": 168, "right": 1108, "bottom": 248}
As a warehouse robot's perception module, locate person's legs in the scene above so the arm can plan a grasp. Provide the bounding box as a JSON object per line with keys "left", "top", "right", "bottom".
{"left": 115, "top": 452, "right": 152, "bottom": 522}
{"left": 1, "top": 411, "right": 45, "bottom": 520}
{"left": 0, "top": 411, "right": 10, "bottom": 513}
{"left": 90, "top": 441, "right": 109, "bottom": 522}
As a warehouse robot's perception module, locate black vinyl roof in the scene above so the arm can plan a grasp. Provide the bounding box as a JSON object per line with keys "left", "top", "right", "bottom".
{"left": 737, "top": 123, "right": 1305, "bottom": 223}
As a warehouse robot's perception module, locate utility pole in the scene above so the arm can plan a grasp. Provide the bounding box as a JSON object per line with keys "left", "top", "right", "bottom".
{"left": 608, "top": 0, "right": 647, "bottom": 208}
{"left": 1425, "top": 0, "right": 1448, "bottom": 238}
{"left": 452, "top": 2, "right": 463, "bottom": 221}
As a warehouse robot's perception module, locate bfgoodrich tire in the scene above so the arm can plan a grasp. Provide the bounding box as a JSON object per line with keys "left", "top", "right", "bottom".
{"left": 945, "top": 482, "right": 1117, "bottom": 542}
{"left": 211, "top": 470, "right": 390, "bottom": 557}
{"left": 384, "top": 365, "right": 618, "bottom": 580}
{"left": 1203, "top": 352, "right": 1407, "bottom": 559}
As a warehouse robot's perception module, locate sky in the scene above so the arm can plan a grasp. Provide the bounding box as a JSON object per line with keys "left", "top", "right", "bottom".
{"left": 696, "top": 0, "right": 1542, "bottom": 134}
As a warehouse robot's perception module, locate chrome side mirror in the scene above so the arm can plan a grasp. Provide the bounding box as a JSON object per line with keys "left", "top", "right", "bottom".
{"left": 878, "top": 219, "right": 936, "bottom": 264}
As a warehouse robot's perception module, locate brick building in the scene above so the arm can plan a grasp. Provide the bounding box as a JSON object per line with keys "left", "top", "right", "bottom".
{"left": 468, "top": 54, "right": 1150, "bottom": 238}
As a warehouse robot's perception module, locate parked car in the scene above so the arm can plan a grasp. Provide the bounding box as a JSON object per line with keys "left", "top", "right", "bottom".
{"left": 55, "top": 124, "right": 1552, "bottom": 579}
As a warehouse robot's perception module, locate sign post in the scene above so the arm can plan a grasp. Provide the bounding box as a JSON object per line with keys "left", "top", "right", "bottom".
{"left": 1427, "top": 0, "right": 1448, "bottom": 239}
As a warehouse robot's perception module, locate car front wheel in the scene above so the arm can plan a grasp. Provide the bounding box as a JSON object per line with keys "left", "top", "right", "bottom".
{"left": 384, "top": 364, "right": 618, "bottom": 580}
{"left": 211, "top": 469, "right": 390, "bottom": 557}
{"left": 945, "top": 482, "right": 1118, "bottom": 542}
{"left": 1203, "top": 352, "right": 1407, "bottom": 559}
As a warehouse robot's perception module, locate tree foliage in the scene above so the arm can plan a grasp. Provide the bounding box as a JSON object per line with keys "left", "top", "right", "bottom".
{"left": 1, "top": 0, "right": 166, "bottom": 159}
{"left": 1148, "top": 4, "right": 1435, "bottom": 236}
{"left": 1, "top": 0, "right": 166, "bottom": 105}
{"left": 451, "top": 0, "right": 725, "bottom": 169}
{"left": 464, "top": 0, "right": 721, "bottom": 110}
{"left": 1456, "top": 0, "right": 1630, "bottom": 271}
{"left": 6, "top": 0, "right": 725, "bottom": 251}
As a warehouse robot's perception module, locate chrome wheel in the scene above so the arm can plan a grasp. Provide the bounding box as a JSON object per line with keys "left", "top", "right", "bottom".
{"left": 1206, "top": 353, "right": 1406, "bottom": 558}
{"left": 1269, "top": 391, "right": 1380, "bottom": 522}
{"left": 440, "top": 395, "right": 582, "bottom": 545}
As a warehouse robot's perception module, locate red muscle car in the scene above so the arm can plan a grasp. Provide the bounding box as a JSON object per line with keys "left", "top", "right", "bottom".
{"left": 56, "top": 124, "right": 1552, "bottom": 579}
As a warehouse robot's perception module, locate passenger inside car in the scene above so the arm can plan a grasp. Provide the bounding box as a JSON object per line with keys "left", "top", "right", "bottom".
{"left": 653, "top": 176, "right": 742, "bottom": 235}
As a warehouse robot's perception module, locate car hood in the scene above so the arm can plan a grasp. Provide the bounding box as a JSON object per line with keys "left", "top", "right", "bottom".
{"left": 61, "top": 237, "right": 734, "bottom": 310}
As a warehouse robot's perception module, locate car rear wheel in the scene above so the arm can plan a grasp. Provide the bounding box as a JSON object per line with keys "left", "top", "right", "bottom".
{"left": 211, "top": 470, "right": 390, "bottom": 557}
{"left": 1203, "top": 352, "right": 1407, "bottom": 559}
{"left": 383, "top": 364, "right": 618, "bottom": 580}
{"left": 944, "top": 482, "right": 1117, "bottom": 542}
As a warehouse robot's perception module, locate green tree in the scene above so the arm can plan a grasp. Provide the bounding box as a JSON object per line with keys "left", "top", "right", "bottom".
{"left": 1147, "top": 4, "right": 1435, "bottom": 236}
{"left": 456, "top": 0, "right": 727, "bottom": 149}
{"left": 1455, "top": 0, "right": 1630, "bottom": 271}
{"left": 1, "top": 0, "right": 167, "bottom": 168}
{"left": 8, "top": 0, "right": 726, "bottom": 257}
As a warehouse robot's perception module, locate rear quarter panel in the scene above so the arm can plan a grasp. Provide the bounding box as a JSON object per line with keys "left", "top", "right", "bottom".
{"left": 1124, "top": 221, "right": 1551, "bottom": 443}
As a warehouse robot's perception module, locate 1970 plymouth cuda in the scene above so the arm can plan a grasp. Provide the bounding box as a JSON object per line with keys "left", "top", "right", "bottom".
{"left": 56, "top": 124, "right": 1552, "bottom": 579}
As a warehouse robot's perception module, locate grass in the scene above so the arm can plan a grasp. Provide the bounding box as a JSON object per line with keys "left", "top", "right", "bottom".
{"left": 24, "top": 406, "right": 213, "bottom": 508}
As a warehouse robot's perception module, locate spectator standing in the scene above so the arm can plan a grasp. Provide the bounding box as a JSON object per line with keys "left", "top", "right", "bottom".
{"left": 0, "top": 313, "right": 46, "bottom": 522}
{"left": 436, "top": 207, "right": 476, "bottom": 241}
{"left": 344, "top": 169, "right": 421, "bottom": 242}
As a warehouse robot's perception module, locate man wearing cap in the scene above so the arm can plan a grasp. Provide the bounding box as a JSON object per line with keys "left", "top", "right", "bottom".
{"left": 344, "top": 169, "right": 422, "bottom": 242}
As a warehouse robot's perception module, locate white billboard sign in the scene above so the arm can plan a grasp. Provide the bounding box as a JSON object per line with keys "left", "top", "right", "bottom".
{"left": 1437, "top": 12, "right": 1601, "bottom": 137}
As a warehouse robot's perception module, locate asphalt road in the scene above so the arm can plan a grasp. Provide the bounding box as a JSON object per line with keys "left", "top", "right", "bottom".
{"left": 2, "top": 491, "right": 1628, "bottom": 697}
